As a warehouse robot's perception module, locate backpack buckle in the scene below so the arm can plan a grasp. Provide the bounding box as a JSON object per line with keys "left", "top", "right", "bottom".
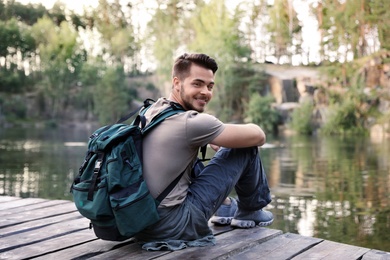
{"left": 94, "top": 153, "right": 104, "bottom": 174}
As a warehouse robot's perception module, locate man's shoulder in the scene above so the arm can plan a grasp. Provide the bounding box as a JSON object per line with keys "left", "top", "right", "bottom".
{"left": 186, "top": 110, "right": 220, "bottom": 122}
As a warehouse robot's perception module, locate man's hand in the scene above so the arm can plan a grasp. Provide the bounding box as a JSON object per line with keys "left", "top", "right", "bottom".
{"left": 210, "top": 144, "right": 220, "bottom": 152}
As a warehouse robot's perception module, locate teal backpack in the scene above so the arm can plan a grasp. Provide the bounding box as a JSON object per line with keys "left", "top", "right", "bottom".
{"left": 70, "top": 99, "right": 185, "bottom": 241}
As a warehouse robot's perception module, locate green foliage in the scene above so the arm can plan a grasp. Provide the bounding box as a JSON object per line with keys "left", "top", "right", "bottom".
{"left": 0, "top": 94, "right": 27, "bottom": 121}
{"left": 31, "top": 16, "right": 85, "bottom": 119}
{"left": 0, "top": 18, "right": 36, "bottom": 57}
{"left": 266, "top": 0, "right": 302, "bottom": 63}
{"left": 290, "top": 101, "right": 314, "bottom": 135}
{"left": 0, "top": 0, "right": 389, "bottom": 128}
{"left": 93, "top": 66, "right": 131, "bottom": 125}
{"left": 189, "top": 0, "right": 250, "bottom": 64}
{"left": 91, "top": 0, "right": 137, "bottom": 69}
{"left": 188, "top": 0, "right": 254, "bottom": 121}
{"left": 221, "top": 64, "right": 268, "bottom": 121}
{"left": 0, "top": 1, "right": 48, "bottom": 25}
{"left": 0, "top": 18, "right": 37, "bottom": 93}
{"left": 0, "top": 65, "right": 32, "bottom": 93}
{"left": 368, "top": 1, "right": 390, "bottom": 50}
{"left": 246, "top": 93, "right": 279, "bottom": 134}
{"left": 48, "top": 2, "right": 67, "bottom": 26}
{"left": 314, "top": 0, "right": 387, "bottom": 60}
{"left": 146, "top": 0, "right": 203, "bottom": 80}
{"left": 70, "top": 61, "right": 104, "bottom": 115}
{"left": 321, "top": 95, "right": 368, "bottom": 135}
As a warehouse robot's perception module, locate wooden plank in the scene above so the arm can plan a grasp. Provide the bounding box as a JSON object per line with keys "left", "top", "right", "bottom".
{"left": 0, "top": 197, "right": 388, "bottom": 260}
{"left": 362, "top": 249, "right": 390, "bottom": 260}
{"left": 79, "top": 224, "right": 234, "bottom": 260}
{"left": 157, "top": 227, "right": 283, "bottom": 260}
{"left": 291, "top": 240, "right": 371, "bottom": 259}
{"left": 0, "top": 211, "right": 83, "bottom": 236}
{"left": 33, "top": 239, "right": 132, "bottom": 260}
{"left": 0, "top": 200, "right": 70, "bottom": 217}
{"left": 0, "top": 228, "right": 98, "bottom": 260}
{"left": 37, "top": 222, "right": 235, "bottom": 259}
{"left": 209, "top": 222, "right": 234, "bottom": 236}
{"left": 0, "top": 198, "right": 47, "bottom": 210}
{"left": 0, "top": 201, "right": 77, "bottom": 227}
{"left": 227, "top": 232, "right": 323, "bottom": 260}
{"left": 87, "top": 242, "right": 177, "bottom": 260}
{"left": 36, "top": 239, "right": 171, "bottom": 260}
{"left": 0, "top": 217, "right": 91, "bottom": 251}
{"left": 89, "top": 227, "right": 283, "bottom": 260}
{"left": 0, "top": 196, "right": 22, "bottom": 203}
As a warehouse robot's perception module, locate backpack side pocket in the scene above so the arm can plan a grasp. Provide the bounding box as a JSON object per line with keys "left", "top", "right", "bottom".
{"left": 109, "top": 180, "right": 159, "bottom": 237}
{"left": 72, "top": 176, "right": 113, "bottom": 220}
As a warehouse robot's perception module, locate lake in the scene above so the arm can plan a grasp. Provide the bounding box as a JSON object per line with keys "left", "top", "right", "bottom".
{"left": 0, "top": 126, "right": 389, "bottom": 251}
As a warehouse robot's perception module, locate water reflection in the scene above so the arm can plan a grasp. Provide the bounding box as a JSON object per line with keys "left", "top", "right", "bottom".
{"left": 262, "top": 134, "right": 390, "bottom": 251}
{"left": 0, "top": 128, "right": 389, "bottom": 251}
{"left": 0, "top": 127, "right": 90, "bottom": 199}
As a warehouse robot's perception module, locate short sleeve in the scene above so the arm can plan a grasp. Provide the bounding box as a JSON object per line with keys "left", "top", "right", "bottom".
{"left": 185, "top": 111, "right": 225, "bottom": 147}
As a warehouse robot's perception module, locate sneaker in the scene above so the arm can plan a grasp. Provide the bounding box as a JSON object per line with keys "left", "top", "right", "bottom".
{"left": 231, "top": 209, "right": 274, "bottom": 228}
{"left": 210, "top": 198, "right": 238, "bottom": 225}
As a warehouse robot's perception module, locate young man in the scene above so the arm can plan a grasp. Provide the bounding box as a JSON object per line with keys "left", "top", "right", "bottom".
{"left": 135, "top": 53, "right": 273, "bottom": 251}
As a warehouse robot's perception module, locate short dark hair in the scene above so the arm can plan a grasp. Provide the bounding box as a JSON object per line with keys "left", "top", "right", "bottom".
{"left": 172, "top": 53, "right": 218, "bottom": 80}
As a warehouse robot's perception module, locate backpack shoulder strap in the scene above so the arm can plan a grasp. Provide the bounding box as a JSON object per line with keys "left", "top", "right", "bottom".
{"left": 142, "top": 101, "right": 185, "bottom": 134}
{"left": 155, "top": 170, "right": 185, "bottom": 203}
{"left": 140, "top": 101, "right": 186, "bottom": 203}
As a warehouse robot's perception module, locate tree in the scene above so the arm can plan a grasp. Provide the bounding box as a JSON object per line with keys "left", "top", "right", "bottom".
{"left": 243, "top": 0, "right": 269, "bottom": 63}
{"left": 90, "top": 0, "right": 139, "bottom": 73}
{"left": 0, "top": 18, "right": 36, "bottom": 93}
{"left": 266, "top": 0, "right": 302, "bottom": 64}
{"left": 0, "top": 0, "right": 48, "bottom": 25}
{"left": 368, "top": 0, "right": 390, "bottom": 50}
{"left": 313, "top": 0, "right": 379, "bottom": 62}
{"left": 93, "top": 66, "right": 130, "bottom": 124}
{"left": 31, "top": 16, "right": 85, "bottom": 119}
{"left": 189, "top": 0, "right": 255, "bottom": 121}
{"left": 145, "top": 0, "right": 204, "bottom": 80}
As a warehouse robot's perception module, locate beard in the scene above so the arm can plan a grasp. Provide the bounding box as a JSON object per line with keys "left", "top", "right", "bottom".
{"left": 179, "top": 84, "right": 206, "bottom": 113}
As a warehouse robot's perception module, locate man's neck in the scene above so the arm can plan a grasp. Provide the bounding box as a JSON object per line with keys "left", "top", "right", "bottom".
{"left": 168, "top": 94, "right": 181, "bottom": 106}
{"left": 167, "top": 94, "right": 188, "bottom": 111}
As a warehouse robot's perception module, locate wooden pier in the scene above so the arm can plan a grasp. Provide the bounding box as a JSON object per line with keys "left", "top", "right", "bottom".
{"left": 1, "top": 196, "right": 389, "bottom": 260}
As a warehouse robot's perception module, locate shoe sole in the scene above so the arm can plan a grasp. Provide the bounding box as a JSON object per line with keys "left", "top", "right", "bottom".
{"left": 230, "top": 218, "right": 274, "bottom": 228}
{"left": 210, "top": 216, "right": 233, "bottom": 225}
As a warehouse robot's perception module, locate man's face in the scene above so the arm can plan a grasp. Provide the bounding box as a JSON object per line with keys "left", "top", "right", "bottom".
{"left": 174, "top": 64, "right": 215, "bottom": 113}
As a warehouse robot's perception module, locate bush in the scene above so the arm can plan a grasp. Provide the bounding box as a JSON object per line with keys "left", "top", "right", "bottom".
{"left": 0, "top": 94, "right": 27, "bottom": 121}
{"left": 321, "top": 99, "right": 367, "bottom": 135}
{"left": 290, "top": 101, "right": 314, "bottom": 135}
{"left": 246, "top": 94, "right": 279, "bottom": 134}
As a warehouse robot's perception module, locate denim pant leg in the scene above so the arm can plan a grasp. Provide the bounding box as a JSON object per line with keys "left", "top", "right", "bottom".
{"left": 187, "top": 147, "right": 272, "bottom": 220}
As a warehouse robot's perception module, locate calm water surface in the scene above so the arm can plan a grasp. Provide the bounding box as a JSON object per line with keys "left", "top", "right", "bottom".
{"left": 0, "top": 127, "right": 389, "bottom": 251}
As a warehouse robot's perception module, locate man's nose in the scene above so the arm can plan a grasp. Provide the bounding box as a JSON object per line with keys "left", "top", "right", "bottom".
{"left": 200, "top": 85, "right": 211, "bottom": 94}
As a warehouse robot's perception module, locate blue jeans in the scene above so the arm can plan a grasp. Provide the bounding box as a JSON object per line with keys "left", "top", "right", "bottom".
{"left": 187, "top": 147, "right": 272, "bottom": 220}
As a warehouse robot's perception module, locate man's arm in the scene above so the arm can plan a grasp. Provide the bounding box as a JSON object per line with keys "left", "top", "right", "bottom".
{"left": 210, "top": 123, "right": 266, "bottom": 148}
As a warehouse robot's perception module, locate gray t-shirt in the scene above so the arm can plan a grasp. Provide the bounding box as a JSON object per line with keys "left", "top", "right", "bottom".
{"left": 135, "top": 98, "right": 225, "bottom": 249}
{"left": 142, "top": 98, "right": 225, "bottom": 207}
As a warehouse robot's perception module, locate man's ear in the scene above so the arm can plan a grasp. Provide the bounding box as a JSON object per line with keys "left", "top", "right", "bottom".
{"left": 173, "top": 77, "right": 180, "bottom": 92}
